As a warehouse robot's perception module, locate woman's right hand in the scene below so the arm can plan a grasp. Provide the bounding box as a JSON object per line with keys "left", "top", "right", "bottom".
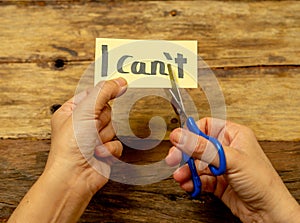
{"left": 166, "top": 117, "right": 300, "bottom": 223}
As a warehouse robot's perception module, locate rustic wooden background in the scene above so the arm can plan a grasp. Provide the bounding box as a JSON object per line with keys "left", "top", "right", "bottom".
{"left": 0, "top": 0, "right": 299, "bottom": 222}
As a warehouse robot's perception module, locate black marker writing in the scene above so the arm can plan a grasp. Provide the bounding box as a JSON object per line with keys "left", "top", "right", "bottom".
{"left": 101, "top": 45, "right": 108, "bottom": 77}
{"left": 100, "top": 45, "right": 187, "bottom": 78}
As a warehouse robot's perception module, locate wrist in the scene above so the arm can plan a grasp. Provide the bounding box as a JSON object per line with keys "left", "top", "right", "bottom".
{"left": 9, "top": 149, "right": 108, "bottom": 223}
{"left": 43, "top": 153, "right": 108, "bottom": 197}
{"left": 262, "top": 180, "right": 300, "bottom": 223}
{"left": 267, "top": 195, "right": 300, "bottom": 223}
{"left": 42, "top": 164, "right": 94, "bottom": 200}
{"left": 39, "top": 169, "right": 94, "bottom": 222}
{"left": 8, "top": 163, "right": 96, "bottom": 223}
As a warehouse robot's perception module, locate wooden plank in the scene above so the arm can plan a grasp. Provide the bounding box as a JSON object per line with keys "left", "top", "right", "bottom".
{"left": 1, "top": 63, "right": 299, "bottom": 141}
{"left": 1, "top": 1, "right": 299, "bottom": 222}
{"left": 2, "top": 0, "right": 294, "bottom": 5}
{"left": 0, "top": 62, "right": 85, "bottom": 139}
{"left": 216, "top": 66, "right": 300, "bottom": 141}
{"left": 0, "top": 1, "right": 299, "bottom": 67}
{"left": 0, "top": 139, "right": 299, "bottom": 222}
{"left": 1, "top": 0, "right": 296, "bottom": 3}
{"left": 122, "top": 65, "right": 300, "bottom": 141}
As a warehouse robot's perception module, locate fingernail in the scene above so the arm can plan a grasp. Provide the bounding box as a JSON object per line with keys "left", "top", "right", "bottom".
{"left": 114, "top": 77, "right": 127, "bottom": 87}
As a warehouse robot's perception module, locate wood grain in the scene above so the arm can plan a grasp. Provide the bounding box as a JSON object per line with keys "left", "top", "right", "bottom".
{"left": 1, "top": 63, "right": 299, "bottom": 140}
{"left": 0, "top": 1, "right": 299, "bottom": 68}
{"left": 0, "top": 139, "right": 299, "bottom": 222}
{"left": 0, "top": 1, "right": 299, "bottom": 222}
{"left": 0, "top": 1, "right": 299, "bottom": 140}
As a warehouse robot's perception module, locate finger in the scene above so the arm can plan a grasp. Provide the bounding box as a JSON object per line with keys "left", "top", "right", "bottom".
{"left": 98, "top": 122, "right": 116, "bottom": 143}
{"left": 96, "top": 104, "right": 112, "bottom": 132}
{"left": 179, "top": 179, "right": 194, "bottom": 192}
{"left": 196, "top": 118, "right": 256, "bottom": 174}
{"left": 200, "top": 175, "right": 218, "bottom": 193}
{"left": 93, "top": 78, "right": 127, "bottom": 117}
{"left": 165, "top": 146, "right": 182, "bottom": 167}
{"left": 173, "top": 161, "right": 213, "bottom": 183}
{"left": 94, "top": 140, "right": 122, "bottom": 158}
{"left": 179, "top": 175, "right": 218, "bottom": 193}
{"left": 173, "top": 164, "right": 191, "bottom": 183}
{"left": 196, "top": 117, "right": 245, "bottom": 147}
{"left": 75, "top": 77, "right": 127, "bottom": 119}
{"left": 58, "top": 77, "right": 126, "bottom": 117}
{"left": 170, "top": 128, "right": 220, "bottom": 167}
{"left": 213, "top": 175, "right": 228, "bottom": 199}
{"left": 196, "top": 117, "right": 226, "bottom": 139}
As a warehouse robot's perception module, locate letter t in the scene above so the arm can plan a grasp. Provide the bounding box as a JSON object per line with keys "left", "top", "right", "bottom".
{"left": 175, "top": 53, "right": 187, "bottom": 78}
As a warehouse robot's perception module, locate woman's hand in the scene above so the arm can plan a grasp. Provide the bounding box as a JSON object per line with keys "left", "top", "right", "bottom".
{"left": 9, "top": 78, "right": 128, "bottom": 223}
{"left": 48, "top": 77, "right": 127, "bottom": 193}
{"left": 166, "top": 117, "right": 300, "bottom": 223}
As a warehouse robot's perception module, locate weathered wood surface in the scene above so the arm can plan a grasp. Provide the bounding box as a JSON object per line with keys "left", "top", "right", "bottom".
{"left": 1, "top": 1, "right": 299, "bottom": 67}
{"left": 0, "top": 0, "right": 299, "bottom": 222}
{"left": 1, "top": 63, "right": 299, "bottom": 141}
{"left": 0, "top": 139, "right": 299, "bottom": 222}
{"left": 0, "top": 1, "right": 299, "bottom": 140}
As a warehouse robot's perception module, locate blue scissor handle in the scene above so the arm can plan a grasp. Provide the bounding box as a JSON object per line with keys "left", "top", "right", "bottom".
{"left": 186, "top": 117, "right": 227, "bottom": 176}
{"left": 182, "top": 153, "right": 202, "bottom": 198}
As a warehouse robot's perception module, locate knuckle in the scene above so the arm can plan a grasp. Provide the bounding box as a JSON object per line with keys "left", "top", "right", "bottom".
{"left": 240, "top": 125, "right": 256, "bottom": 137}
{"left": 195, "top": 137, "right": 206, "bottom": 153}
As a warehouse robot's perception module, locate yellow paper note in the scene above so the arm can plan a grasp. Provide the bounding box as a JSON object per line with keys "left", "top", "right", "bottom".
{"left": 95, "top": 38, "right": 198, "bottom": 88}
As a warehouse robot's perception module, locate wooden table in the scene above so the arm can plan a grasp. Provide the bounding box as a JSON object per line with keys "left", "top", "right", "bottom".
{"left": 0, "top": 1, "right": 299, "bottom": 222}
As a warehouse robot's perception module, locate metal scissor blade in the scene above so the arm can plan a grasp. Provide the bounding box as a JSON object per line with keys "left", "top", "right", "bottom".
{"left": 164, "top": 88, "right": 184, "bottom": 119}
{"left": 168, "top": 89, "right": 184, "bottom": 114}
{"left": 167, "top": 64, "right": 188, "bottom": 125}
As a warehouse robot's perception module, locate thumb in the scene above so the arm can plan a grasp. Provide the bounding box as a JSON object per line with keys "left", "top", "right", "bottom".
{"left": 73, "top": 77, "right": 127, "bottom": 118}
{"left": 93, "top": 77, "right": 128, "bottom": 115}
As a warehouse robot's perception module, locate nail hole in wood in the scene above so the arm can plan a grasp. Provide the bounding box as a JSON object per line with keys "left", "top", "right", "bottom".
{"left": 171, "top": 118, "right": 179, "bottom": 124}
{"left": 54, "top": 58, "right": 65, "bottom": 70}
{"left": 167, "top": 194, "right": 177, "bottom": 201}
{"left": 50, "top": 104, "right": 61, "bottom": 114}
{"left": 170, "top": 10, "right": 178, "bottom": 16}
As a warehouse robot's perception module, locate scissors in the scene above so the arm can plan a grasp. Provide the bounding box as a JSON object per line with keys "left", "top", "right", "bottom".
{"left": 166, "top": 64, "right": 226, "bottom": 198}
